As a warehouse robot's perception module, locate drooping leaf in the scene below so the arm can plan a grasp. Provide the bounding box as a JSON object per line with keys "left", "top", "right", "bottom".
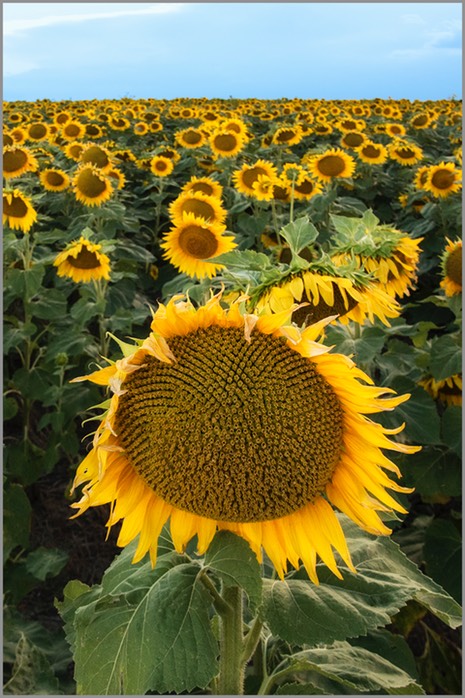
{"left": 262, "top": 515, "right": 461, "bottom": 648}
{"left": 284, "top": 642, "right": 424, "bottom": 695}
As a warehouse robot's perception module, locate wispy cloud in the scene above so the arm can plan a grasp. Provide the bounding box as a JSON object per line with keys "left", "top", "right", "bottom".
{"left": 391, "top": 18, "right": 462, "bottom": 59}
{"left": 4, "top": 3, "right": 186, "bottom": 37}
{"left": 4, "top": 57, "right": 39, "bottom": 77}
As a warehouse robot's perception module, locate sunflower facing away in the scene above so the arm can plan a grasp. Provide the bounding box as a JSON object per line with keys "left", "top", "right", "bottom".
{"left": 253, "top": 269, "right": 401, "bottom": 327}
{"left": 70, "top": 293, "right": 419, "bottom": 582}
{"left": 420, "top": 374, "right": 462, "bottom": 407}
{"left": 3, "top": 189, "right": 38, "bottom": 233}
{"left": 160, "top": 213, "right": 236, "bottom": 279}
{"left": 54, "top": 236, "right": 111, "bottom": 283}
{"left": 440, "top": 238, "right": 462, "bottom": 296}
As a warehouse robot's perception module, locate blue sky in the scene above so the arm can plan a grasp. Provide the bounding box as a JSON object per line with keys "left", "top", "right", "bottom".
{"left": 3, "top": 2, "right": 462, "bottom": 102}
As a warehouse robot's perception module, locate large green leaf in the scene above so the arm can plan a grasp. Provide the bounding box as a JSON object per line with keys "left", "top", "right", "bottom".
{"left": 25, "top": 547, "right": 69, "bottom": 581}
{"left": 377, "top": 386, "right": 441, "bottom": 445}
{"left": 204, "top": 530, "right": 262, "bottom": 610}
{"left": 441, "top": 405, "right": 462, "bottom": 456}
{"left": 283, "top": 642, "right": 424, "bottom": 694}
{"left": 262, "top": 516, "right": 461, "bottom": 648}
{"left": 423, "top": 519, "right": 462, "bottom": 603}
{"left": 325, "top": 324, "right": 386, "bottom": 365}
{"left": 66, "top": 557, "right": 218, "bottom": 694}
{"left": 3, "top": 634, "right": 60, "bottom": 695}
{"left": 404, "top": 446, "right": 462, "bottom": 497}
{"left": 429, "top": 334, "right": 462, "bottom": 381}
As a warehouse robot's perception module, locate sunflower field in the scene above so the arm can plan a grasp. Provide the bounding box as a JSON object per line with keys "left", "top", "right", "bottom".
{"left": 3, "top": 97, "right": 462, "bottom": 696}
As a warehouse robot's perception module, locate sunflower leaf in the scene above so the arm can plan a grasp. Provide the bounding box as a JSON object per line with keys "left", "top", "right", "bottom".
{"left": 66, "top": 560, "right": 218, "bottom": 695}
{"left": 283, "top": 642, "right": 424, "bottom": 695}
{"left": 262, "top": 515, "right": 461, "bottom": 648}
{"left": 279, "top": 216, "right": 319, "bottom": 254}
{"left": 204, "top": 530, "right": 262, "bottom": 610}
{"left": 429, "top": 334, "right": 462, "bottom": 381}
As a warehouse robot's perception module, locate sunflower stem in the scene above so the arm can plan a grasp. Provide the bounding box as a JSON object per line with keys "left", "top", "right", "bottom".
{"left": 217, "top": 585, "right": 245, "bottom": 695}
{"left": 241, "top": 615, "right": 263, "bottom": 664}
{"left": 289, "top": 174, "right": 296, "bottom": 224}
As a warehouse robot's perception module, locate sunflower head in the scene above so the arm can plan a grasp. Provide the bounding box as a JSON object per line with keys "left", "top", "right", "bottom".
{"left": 181, "top": 176, "right": 223, "bottom": 199}
{"left": 39, "top": 168, "right": 71, "bottom": 192}
{"left": 73, "top": 165, "right": 114, "bottom": 207}
{"left": 3, "top": 145, "right": 38, "bottom": 179}
{"left": 388, "top": 140, "right": 423, "bottom": 166}
{"left": 423, "top": 162, "right": 462, "bottom": 198}
{"left": 3, "top": 188, "right": 38, "bottom": 233}
{"left": 54, "top": 236, "right": 111, "bottom": 283}
{"left": 210, "top": 129, "right": 244, "bottom": 158}
{"left": 160, "top": 212, "right": 236, "bottom": 279}
{"left": 309, "top": 148, "right": 356, "bottom": 183}
{"left": 440, "top": 238, "right": 462, "bottom": 296}
{"left": 233, "top": 159, "right": 278, "bottom": 197}
{"left": 150, "top": 155, "right": 174, "bottom": 178}
{"left": 169, "top": 190, "right": 226, "bottom": 227}
{"left": 70, "top": 292, "right": 419, "bottom": 581}
{"left": 419, "top": 374, "right": 462, "bottom": 406}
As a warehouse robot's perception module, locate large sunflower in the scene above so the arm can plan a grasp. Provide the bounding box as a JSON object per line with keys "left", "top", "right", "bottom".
{"left": 440, "top": 238, "right": 462, "bottom": 296}
{"left": 80, "top": 144, "right": 113, "bottom": 173}
{"left": 356, "top": 141, "right": 388, "bottom": 165}
{"left": 160, "top": 213, "right": 236, "bottom": 279}
{"left": 3, "top": 145, "right": 38, "bottom": 179}
{"left": 175, "top": 128, "right": 206, "bottom": 149}
{"left": 54, "top": 236, "right": 111, "bottom": 283}
{"left": 309, "top": 148, "right": 356, "bottom": 183}
{"left": 70, "top": 294, "right": 418, "bottom": 582}
{"left": 73, "top": 165, "right": 113, "bottom": 207}
{"left": 422, "top": 162, "right": 462, "bottom": 198}
{"left": 169, "top": 191, "right": 226, "bottom": 227}
{"left": 3, "top": 189, "right": 37, "bottom": 233}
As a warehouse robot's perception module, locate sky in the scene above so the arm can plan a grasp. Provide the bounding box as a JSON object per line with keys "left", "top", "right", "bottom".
{"left": 3, "top": 2, "right": 462, "bottom": 102}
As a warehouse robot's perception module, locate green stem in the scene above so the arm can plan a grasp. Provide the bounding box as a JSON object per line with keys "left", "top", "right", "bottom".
{"left": 270, "top": 199, "right": 281, "bottom": 240}
{"left": 241, "top": 615, "right": 263, "bottom": 665}
{"left": 257, "top": 665, "right": 297, "bottom": 696}
{"left": 217, "top": 585, "right": 245, "bottom": 695}
{"left": 289, "top": 175, "right": 296, "bottom": 224}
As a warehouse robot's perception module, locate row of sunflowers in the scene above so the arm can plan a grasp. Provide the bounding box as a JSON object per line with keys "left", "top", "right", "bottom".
{"left": 3, "top": 96, "right": 462, "bottom": 695}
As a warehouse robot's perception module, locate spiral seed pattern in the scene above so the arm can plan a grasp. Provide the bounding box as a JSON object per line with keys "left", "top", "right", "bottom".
{"left": 115, "top": 327, "right": 343, "bottom": 522}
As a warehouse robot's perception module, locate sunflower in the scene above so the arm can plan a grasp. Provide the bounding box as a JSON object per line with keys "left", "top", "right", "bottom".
{"left": 133, "top": 122, "right": 149, "bottom": 136}
{"left": 54, "top": 236, "right": 111, "bottom": 283}
{"left": 340, "top": 130, "right": 366, "bottom": 150}
{"left": 10, "top": 127, "right": 27, "bottom": 145}
{"left": 388, "top": 141, "right": 423, "bottom": 166}
{"left": 309, "top": 148, "right": 356, "bottom": 183}
{"left": 160, "top": 213, "right": 236, "bottom": 279}
{"left": 148, "top": 121, "right": 164, "bottom": 134}
{"left": 254, "top": 271, "right": 401, "bottom": 327}
{"left": 3, "top": 189, "right": 38, "bottom": 233}
{"left": 70, "top": 293, "right": 419, "bottom": 582}
{"left": 251, "top": 175, "right": 277, "bottom": 202}
{"left": 73, "top": 165, "right": 114, "bottom": 207}
{"left": 233, "top": 159, "right": 278, "bottom": 197}
{"left": 440, "top": 239, "right": 462, "bottom": 296}
{"left": 422, "top": 162, "right": 462, "bottom": 198}
{"left": 80, "top": 144, "right": 113, "bottom": 173}
{"left": 85, "top": 123, "right": 105, "bottom": 139}
{"left": 332, "top": 230, "right": 423, "bottom": 300}
{"left": 413, "top": 165, "right": 431, "bottom": 191}
{"left": 169, "top": 191, "right": 227, "bottom": 227}
{"left": 419, "top": 375, "right": 462, "bottom": 407}
{"left": 356, "top": 141, "right": 388, "bottom": 165}
{"left": 181, "top": 176, "right": 223, "bottom": 199}
{"left": 175, "top": 128, "right": 206, "bottom": 149}
{"left": 3, "top": 145, "right": 38, "bottom": 179}
{"left": 210, "top": 129, "right": 245, "bottom": 158}
{"left": 409, "top": 112, "right": 433, "bottom": 130}
{"left": 272, "top": 125, "right": 303, "bottom": 147}
{"left": 26, "top": 122, "right": 49, "bottom": 142}
{"left": 39, "top": 168, "right": 71, "bottom": 192}
{"left": 271, "top": 178, "right": 292, "bottom": 203}
{"left": 61, "top": 121, "right": 86, "bottom": 141}
{"left": 106, "top": 167, "right": 126, "bottom": 190}
{"left": 63, "top": 142, "right": 85, "bottom": 161}
{"left": 384, "top": 123, "right": 406, "bottom": 137}
{"left": 292, "top": 174, "right": 323, "bottom": 201}
{"left": 150, "top": 155, "right": 174, "bottom": 177}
